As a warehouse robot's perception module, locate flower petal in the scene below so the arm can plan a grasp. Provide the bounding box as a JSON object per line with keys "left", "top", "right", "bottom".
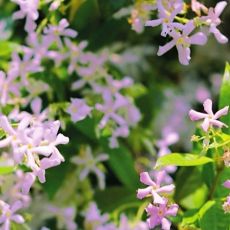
{"left": 140, "top": 172, "right": 156, "bottom": 186}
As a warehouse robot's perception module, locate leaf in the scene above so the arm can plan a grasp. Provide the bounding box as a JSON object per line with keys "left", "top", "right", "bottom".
{"left": 175, "top": 167, "right": 207, "bottom": 205}
{"left": 0, "top": 165, "right": 15, "bottom": 175}
{"left": 102, "top": 141, "right": 140, "bottom": 190}
{"left": 124, "top": 83, "right": 147, "bottom": 98}
{"left": 42, "top": 157, "right": 69, "bottom": 199}
{"left": 0, "top": 41, "right": 18, "bottom": 57}
{"left": 180, "top": 184, "right": 208, "bottom": 209}
{"left": 199, "top": 200, "right": 230, "bottom": 230}
{"left": 219, "top": 62, "right": 230, "bottom": 134}
{"left": 94, "top": 186, "right": 139, "bottom": 212}
{"left": 181, "top": 209, "right": 199, "bottom": 227}
{"left": 214, "top": 167, "right": 230, "bottom": 198}
{"left": 202, "top": 150, "right": 215, "bottom": 189}
{"left": 155, "top": 153, "right": 213, "bottom": 169}
{"left": 69, "top": 0, "right": 87, "bottom": 21}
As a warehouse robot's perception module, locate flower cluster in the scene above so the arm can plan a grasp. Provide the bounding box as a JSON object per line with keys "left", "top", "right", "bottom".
{"left": 130, "top": 0, "right": 228, "bottom": 65}
{"left": 0, "top": 97, "right": 69, "bottom": 229}
{"left": 189, "top": 98, "right": 230, "bottom": 213}
{"left": 137, "top": 171, "right": 178, "bottom": 229}
{"left": 9, "top": 0, "right": 141, "bottom": 149}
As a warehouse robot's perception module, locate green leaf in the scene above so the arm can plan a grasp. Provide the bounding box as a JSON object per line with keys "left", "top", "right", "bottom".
{"left": 42, "top": 158, "right": 69, "bottom": 199}
{"left": 214, "top": 167, "right": 230, "bottom": 198}
{"left": 219, "top": 62, "right": 230, "bottom": 134}
{"left": 180, "top": 184, "right": 208, "bottom": 209}
{"left": 175, "top": 167, "right": 208, "bottom": 207}
{"left": 102, "top": 142, "right": 140, "bottom": 190}
{"left": 124, "top": 83, "right": 147, "bottom": 98}
{"left": 181, "top": 209, "right": 199, "bottom": 228}
{"left": 155, "top": 153, "right": 213, "bottom": 169}
{"left": 199, "top": 200, "right": 230, "bottom": 230}
{"left": 0, "top": 166, "right": 15, "bottom": 175}
{"left": 0, "top": 41, "right": 18, "bottom": 57}
{"left": 95, "top": 186, "right": 139, "bottom": 212}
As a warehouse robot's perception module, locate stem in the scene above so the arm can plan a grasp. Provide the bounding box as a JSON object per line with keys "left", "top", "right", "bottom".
{"left": 208, "top": 166, "right": 224, "bottom": 200}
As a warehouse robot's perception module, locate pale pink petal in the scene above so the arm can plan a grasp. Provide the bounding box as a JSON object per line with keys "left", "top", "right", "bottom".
{"left": 137, "top": 187, "right": 152, "bottom": 199}
{"left": 215, "top": 1, "right": 227, "bottom": 17}
{"left": 157, "top": 184, "right": 175, "bottom": 193}
{"left": 0, "top": 116, "right": 15, "bottom": 135}
{"left": 210, "top": 119, "right": 228, "bottom": 128}
{"left": 161, "top": 217, "right": 171, "bottom": 230}
{"left": 203, "top": 99, "right": 213, "bottom": 115}
{"left": 165, "top": 204, "right": 179, "bottom": 216}
{"left": 11, "top": 214, "right": 24, "bottom": 224}
{"left": 145, "top": 19, "right": 162, "bottom": 27}
{"left": 140, "top": 172, "right": 156, "bottom": 186}
{"left": 214, "top": 106, "right": 229, "bottom": 119}
{"left": 177, "top": 45, "right": 190, "bottom": 65}
{"left": 189, "top": 110, "right": 207, "bottom": 120}
{"left": 210, "top": 26, "right": 228, "bottom": 44}
{"left": 201, "top": 117, "right": 210, "bottom": 132}
{"left": 190, "top": 32, "right": 207, "bottom": 45}
{"left": 11, "top": 201, "right": 23, "bottom": 213}
{"left": 157, "top": 40, "right": 176, "bottom": 56}
{"left": 152, "top": 190, "right": 165, "bottom": 204}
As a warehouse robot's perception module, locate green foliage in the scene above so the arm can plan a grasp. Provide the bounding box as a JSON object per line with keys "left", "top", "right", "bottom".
{"left": 175, "top": 167, "right": 208, "bottom": 207}
{"left": 219, "top": 62, "right": 230, "bottom": 134}
{"left": 94, "top": 186, "right": 139, "bottom": 213}
{"left": 102, "top": 143, "right": 140, "bottom": 190}
{"left": 0, "top": 165, "right": 15, "bottom": 175}
{"left": 155, "top": 153, "right": 213, "bottom": 169}
{"left": 199, "top": 200, "right": 230, "bottom": 230}
{"left": 0, "top": 41, "right": 18, "bottom": 57}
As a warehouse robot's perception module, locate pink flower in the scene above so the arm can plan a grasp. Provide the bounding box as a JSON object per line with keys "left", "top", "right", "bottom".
{"left": 84, "top": 202, "right": 116, "bottom": 230}
{"left": 0, "top": 200, "right": 25, "bottom": 230}
{"left": 189, "top": 98, "right": 229, "bottom": 132}
{"left": 46, "top": 0, "right": 62, "bottom": 11}
{"left": 118, "top": 214, "right": 148, "bottom": 230}
{"left": 145, "top": 1, "right": 183, "bottom": 37}
{"left": 9, "top": 51, "right": 43, "bottom": 85}
{"left": 201, "top": 1, "right": 228, "bottom": 44}
{"left": 95, "top": 93, "right": 128, "bottom": 129}
{"left": 0, "top": 71, "right": 21, "bottom": 106}
{"left": 157, "top": 20, "right": 207, "bottom": 65}
{"left": 109, "top": 126, "right": 129, "bottom": 149}
{"left": 137, "top": 171, "right": 175, "bottom": 204}
{"left": 67, "top": 98, "right": 92, "bottom": 123}
{"left": 71, "top": 146, "right": 108, "bottom": 190}
{"left": 157, "top": 132, "right": 179, "bottom": 156}
{"left": 26, "top": 33, "right": 51, "bottom": 63}
{"left": 12, "top": 0, "right": 39, "bottom": 32}
{"left": 65, "top": 38, "right": 88, "bottom": 74}
{"left": 145, "top": 201, "right": 178, "bottom": 230}
{"left": 191, "top": 0, "right": 208, "bottom": 16}
{"left": 224, "top": 180, "right": 230, "bottom": 189}
{"left": 47, "top": 205, "right": 77, "bottom": 230}
{"left": 44, "top": 19, "right": 77, "bottom": 48}
{"left": 223, "top": 196, "right": 230, "bottom": 213}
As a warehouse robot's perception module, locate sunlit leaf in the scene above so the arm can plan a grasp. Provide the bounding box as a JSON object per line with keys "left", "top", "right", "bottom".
{"left": 155, "top": 153, "right": 213, "bottom": 169}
